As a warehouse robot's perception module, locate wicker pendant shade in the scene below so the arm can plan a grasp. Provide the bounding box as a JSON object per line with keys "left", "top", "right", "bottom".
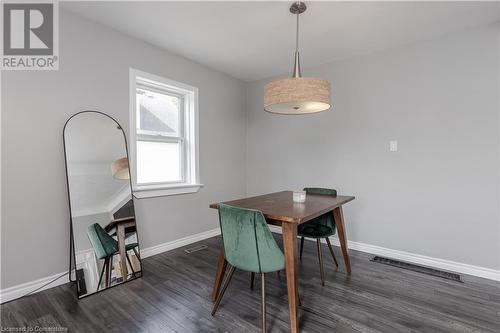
{"left": 264, "top": 2, "right": 331, "bottom": 115}
{"left": 264, "top": 77, "right": 331, "bottom": 114}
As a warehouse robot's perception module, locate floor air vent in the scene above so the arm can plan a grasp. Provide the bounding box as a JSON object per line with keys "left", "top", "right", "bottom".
{"left": 184, "top": 245, "right": 208, "bottom": 254}
{"left": 371, "top": 256, "right": 463, "bottom": 282}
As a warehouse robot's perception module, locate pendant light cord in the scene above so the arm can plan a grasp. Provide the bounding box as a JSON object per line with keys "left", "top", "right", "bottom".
{"left": 295, "top": 11, "right": 299, "bottom": 53}
{"left": 292, "top": 4, "right": 302, "bottom": 78}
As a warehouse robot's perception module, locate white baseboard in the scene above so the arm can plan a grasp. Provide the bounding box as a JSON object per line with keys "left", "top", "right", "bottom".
{"left": 268, "top": 225, "right": 500, "bottom": 281}
{"left": 0, "top": 271, "right": 70, "bottom": 304}
{"left": 0, "top": 227, "right": 221, "bottom": 304}
{"left": 334, "top": 238, "right": 500, "bottom": 281}
{"left": 2, "top": 225, "right": 498, "bottom": 304}
{"left": 140, "top": 227, "right": 221, "bottom": 259}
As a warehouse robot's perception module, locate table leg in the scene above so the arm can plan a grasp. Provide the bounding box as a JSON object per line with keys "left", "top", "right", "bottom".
{"left": 117, "top": 224, "right": 128, "bottom": 280}
{"left": 211, "top": 248, "right": 228, "bottom": 302}
{"left": 333, "top": 206, "right": 351, "bottom": 274}
{"left": 282, "top": 222, "right": 299, "bottom": 333}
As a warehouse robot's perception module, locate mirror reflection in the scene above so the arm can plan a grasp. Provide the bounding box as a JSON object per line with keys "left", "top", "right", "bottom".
{"left": 64, "top": 111, "right": 142, "bottom": 298}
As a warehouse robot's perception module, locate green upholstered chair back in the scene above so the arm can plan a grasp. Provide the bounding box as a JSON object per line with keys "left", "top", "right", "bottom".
{"left": 87, "top": 223, "right": 118, "bottom": 260}
{"left": 218, "top": 204, "right": 285, "bottom": 273}
{"left": 303, "top": 188, "right": 337, "bottom": 232}
{"left": 303, "top": 188, "right": 337, "bottom": 197}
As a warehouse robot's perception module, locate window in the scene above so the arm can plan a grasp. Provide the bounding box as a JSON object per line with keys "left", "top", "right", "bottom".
{"left": 130, "top": 69, "right": 201, "bottom": 197}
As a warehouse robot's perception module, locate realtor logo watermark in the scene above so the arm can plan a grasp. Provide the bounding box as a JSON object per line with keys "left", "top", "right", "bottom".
{"left": 1, "top": 0, "right": 59, "bottom": 70}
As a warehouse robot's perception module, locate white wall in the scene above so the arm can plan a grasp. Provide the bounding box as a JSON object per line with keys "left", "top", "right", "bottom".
{"left": 246, "top": 23, "right": 500, "bottom": 270}
{"left": 1, "top": 12, "right": 499, "bottom": 293}
{"left": 1, "top": 11, "right": 246, "bottom": 289}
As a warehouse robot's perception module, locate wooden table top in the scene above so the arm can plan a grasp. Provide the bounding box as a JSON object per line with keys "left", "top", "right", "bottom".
{"left": 104, "top": 216, "right": 136, "bottom": 232}
{"left": 209, "top": 191, "right": 355, "bottom": 224}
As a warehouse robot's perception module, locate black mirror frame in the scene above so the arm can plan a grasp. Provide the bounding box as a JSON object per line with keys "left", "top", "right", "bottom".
{"left": 63, "top": 110, "right": 142, "bottom": 299}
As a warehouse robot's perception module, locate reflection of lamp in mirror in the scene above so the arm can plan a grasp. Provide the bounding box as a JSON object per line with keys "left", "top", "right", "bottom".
{"left": 111, "top": 157, "right": 130, "bottom": 180}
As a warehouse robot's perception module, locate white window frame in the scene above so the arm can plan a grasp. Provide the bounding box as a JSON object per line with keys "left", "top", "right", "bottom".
{"left": 129, "top": 68, "right": 202, "bottom": 198}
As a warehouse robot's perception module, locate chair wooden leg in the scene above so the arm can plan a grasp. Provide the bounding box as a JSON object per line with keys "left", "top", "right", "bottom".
{"left": 97, "top": 258, "right": 107, "bottom": 291}
{"left": 325, "top": 237, "right": 339, "bottom": 267}
{"left": 299, "top": 237, "right": 304, "bottom": 260}
{"left": 261, "top": 273, "right": 266, "bottom": 333}
{"left": 316, "top": 239, "right": 325, "bottom": 286}
{"left": 250, "top": 272, "right": 255, "bottom": 290}
{"left": 211, "top": 249, "right": 228, "bottom": 303}
{"left": 211, "top": 266, "right": 236, "bottom": 316}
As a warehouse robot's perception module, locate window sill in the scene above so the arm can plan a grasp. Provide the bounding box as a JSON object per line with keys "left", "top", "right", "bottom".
{"left": 133, "top": 183, "right": 203, "bottom": 198}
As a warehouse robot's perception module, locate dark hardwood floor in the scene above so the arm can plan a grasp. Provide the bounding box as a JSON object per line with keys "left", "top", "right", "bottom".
{"left": 2, "top": 235, "right": 499, "bottom": 332}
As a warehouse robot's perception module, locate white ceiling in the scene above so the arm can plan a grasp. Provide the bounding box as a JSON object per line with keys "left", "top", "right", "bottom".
{"left": 63, "top": 1, "right": 499, "bottom": 82}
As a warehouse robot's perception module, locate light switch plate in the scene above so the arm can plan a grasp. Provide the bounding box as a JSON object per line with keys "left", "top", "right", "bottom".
{"left": 389, "top": 140, "right": 398, "bottom": 152}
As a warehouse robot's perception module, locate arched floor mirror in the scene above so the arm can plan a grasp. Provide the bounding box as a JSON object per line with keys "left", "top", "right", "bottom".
{"left": 64, "top": 111, "right": 142, "bottom": 299}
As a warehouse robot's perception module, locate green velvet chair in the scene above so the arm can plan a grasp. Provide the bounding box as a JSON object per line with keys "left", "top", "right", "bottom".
{"left": 298, "top": 188, "right": 339, "bottom": 286}
{"left": 212, "top": 204, "right": 285, "bottom": 332}
{"left": 87, "top": 223, "right": 140, "bottom": 291}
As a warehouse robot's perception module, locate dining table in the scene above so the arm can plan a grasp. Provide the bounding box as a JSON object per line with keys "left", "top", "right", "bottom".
{"left": 209, "top": 190, "right": 355, "bottom": 333}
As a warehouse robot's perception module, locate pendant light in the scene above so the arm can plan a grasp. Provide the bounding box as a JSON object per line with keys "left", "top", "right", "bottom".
{"left": 111, "top": 157, "right": 130, "bottom": 180}
{"left": 264, "top": 1, "right": 331, "bottom": 114}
